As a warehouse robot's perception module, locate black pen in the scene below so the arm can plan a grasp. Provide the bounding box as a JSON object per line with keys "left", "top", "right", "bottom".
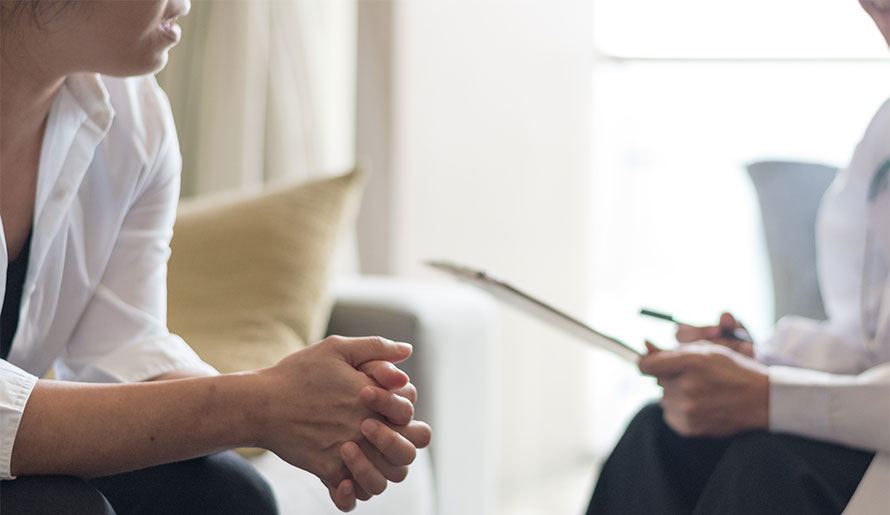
{"left": 639, "top": 308, "right": 753, "bottom": 342}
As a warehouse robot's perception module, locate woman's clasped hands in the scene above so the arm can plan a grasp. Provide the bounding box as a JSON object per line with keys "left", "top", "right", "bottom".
{"left": 252, "top": 335, "right": 432, "bottom": 511}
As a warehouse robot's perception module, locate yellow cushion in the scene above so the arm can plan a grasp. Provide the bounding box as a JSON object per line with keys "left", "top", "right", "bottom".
{"left": 167, "top": 170, "right": 362, "bottom": 376}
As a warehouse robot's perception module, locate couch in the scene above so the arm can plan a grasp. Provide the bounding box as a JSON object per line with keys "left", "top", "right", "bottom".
{"left": 248, "top": 276, "right": 500, "bottom": 515}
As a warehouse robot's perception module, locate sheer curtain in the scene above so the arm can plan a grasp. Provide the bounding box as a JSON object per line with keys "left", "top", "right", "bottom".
{"left": 156, "top": 0, "right": 357, "bottom": 197}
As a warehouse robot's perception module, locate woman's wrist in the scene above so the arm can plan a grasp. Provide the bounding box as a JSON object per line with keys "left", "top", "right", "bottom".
{"left": 208, "top": 370, "right": 273, "bottom": 449}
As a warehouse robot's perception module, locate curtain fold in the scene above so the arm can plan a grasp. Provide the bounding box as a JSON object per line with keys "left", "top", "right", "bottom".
{"left": 157, "top": 0, "right": 356, "bottom": 197}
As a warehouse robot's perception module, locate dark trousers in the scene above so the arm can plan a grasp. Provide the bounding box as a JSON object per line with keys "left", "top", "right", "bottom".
{"left": 0, "top": 451, "right": 278, "bottom": 515}
{"left": 587, "top": 404, "right": 875, "bottom": 515}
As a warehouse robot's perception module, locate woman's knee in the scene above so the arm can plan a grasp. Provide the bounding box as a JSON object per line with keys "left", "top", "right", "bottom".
{"left": 92, "top": 451, "right": 277, "bottom": 515}
{"left": 1, "top": 476, "right": 115, "bottom": 515}
{"left": 183, "top": 452, "right": 278, "bottom": 515}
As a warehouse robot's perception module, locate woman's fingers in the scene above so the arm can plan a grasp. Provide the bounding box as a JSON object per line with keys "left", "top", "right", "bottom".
{"left": 352, "top": 482, "right": 372, "bottom": 501}
{"left": 358, "top": 438, "right": 410, "bottom": 483}
{"left": 391, "top": 382, "right": 417, "bottom": 404}
{"left": 398, "top": 420, "right": 433, "bottom": 449}
{"left": 327, "top": 479, "right": 357, "bottom": 512}
{"left": 361, "top": 419, "right": 417, "bottom": 466}
{"left": 360, "top": 386, "right": 415, "bottom": 425}
{"left": 340, "top": 441, "right": 388, "bottom": 496}
{"left": 360, "top": 418, "right": 432, "bottom": 467}
{"left": 359, "top": 360, "right": 410, "bottom": 391}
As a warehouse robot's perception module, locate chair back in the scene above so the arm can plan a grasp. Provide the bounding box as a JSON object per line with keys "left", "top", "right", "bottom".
{"left": 747, "top": 160, "right": 838, "bottom": 321}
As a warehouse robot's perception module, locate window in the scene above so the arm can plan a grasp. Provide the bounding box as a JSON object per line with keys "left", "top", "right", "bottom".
{"left": 585, "top": 0, "right": 890, "bottom": 452}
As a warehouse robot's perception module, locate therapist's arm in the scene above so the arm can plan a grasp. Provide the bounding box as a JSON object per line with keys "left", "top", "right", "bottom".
{"left": 639, "top": 343, "right": 889, "bottom": 453}
{"left": 768, "top": 363, "right": 890, "bottom": 453}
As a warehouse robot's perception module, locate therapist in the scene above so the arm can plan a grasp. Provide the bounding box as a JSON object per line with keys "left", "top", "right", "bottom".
{"left": 587, "top": 1, "right": 890, "bottom": 513}
{"left": 0, "top": 1, "right": 430, "bottom": 514}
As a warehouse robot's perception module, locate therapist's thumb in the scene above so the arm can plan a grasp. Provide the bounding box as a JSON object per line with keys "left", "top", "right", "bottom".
{"left": 719, "top": 312, "right": 739, "bottom": 330}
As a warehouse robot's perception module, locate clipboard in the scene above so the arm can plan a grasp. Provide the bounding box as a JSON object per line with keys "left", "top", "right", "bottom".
{"left": 427, "top": 261, "right": 642, "bottom": 363}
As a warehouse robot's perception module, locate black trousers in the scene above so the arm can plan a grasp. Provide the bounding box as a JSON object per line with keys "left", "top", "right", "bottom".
{"left": 0, "top": 451, "right": 278, "bottom": 515}
{"left": 587, "top": 404, "right": 876, "bottom": 515}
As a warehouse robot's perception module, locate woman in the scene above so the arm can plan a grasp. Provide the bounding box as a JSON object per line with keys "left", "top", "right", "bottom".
{"left": 587, "top": 0, "right": 889, "bottom": 513}
{"left": 0, "top": 2, "right": 430, "bottom": 514}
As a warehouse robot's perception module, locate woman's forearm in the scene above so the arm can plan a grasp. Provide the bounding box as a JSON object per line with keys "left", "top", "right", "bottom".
{"left": 10, "top": 372, "right": 264, "bottom": 478}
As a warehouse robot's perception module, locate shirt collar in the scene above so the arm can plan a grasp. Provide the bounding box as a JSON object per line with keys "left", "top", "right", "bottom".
{"left": 62, "top": 73, "right": 115, "bottom": 133}
{"left": 868, "top": 158, "right": 890, "bottom": 203}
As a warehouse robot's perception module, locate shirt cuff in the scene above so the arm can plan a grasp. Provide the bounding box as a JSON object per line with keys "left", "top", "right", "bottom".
{"left": 769, "top": 364, "right": 890, "bottom": 452}
{"left": 0, "top": 362, "right": 40, "bottom": 479}
{"left": 769, "top": 365, "right": 834, "bottom": 439}
{"left": 70, "top": 334, "right": 218, "bottom": 383}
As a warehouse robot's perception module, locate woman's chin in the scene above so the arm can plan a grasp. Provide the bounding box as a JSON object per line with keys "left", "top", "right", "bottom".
{"left": 96, "top": 51, "right": 171, "bottom": 78}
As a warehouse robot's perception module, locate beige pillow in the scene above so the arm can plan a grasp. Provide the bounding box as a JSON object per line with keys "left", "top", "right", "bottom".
{"left": 167, "top": 170, "right": 362, "bottom": 376}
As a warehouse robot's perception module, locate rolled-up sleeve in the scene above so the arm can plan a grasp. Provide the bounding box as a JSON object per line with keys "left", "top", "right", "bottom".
{"left": 769, "top": 363, "right": 890, "bottom": 453}
{"left": 55, "top": 129, "right": 216, "bottom": 383}
{"left": 0, "top": 360, "right": 39, "bottom": 479}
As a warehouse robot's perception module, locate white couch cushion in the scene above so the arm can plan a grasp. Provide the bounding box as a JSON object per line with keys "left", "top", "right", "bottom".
{"left": 250, "top": 448, "right": 436, "bottom": 515}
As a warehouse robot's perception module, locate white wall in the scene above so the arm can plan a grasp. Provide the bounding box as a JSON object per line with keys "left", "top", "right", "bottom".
{"left": 357, "top": 1, "right": 600, "bottom": 512}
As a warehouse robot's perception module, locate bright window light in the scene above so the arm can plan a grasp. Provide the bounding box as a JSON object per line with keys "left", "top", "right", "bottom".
{"left": 594, "top": 0, "right": 889, "bottom": 59}
{"left": 585, "top": 0, "right": 890, "bottom": 453}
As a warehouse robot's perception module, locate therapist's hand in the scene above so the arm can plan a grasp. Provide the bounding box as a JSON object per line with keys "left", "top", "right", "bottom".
{"left": 639, "top": 341, "right": 769, "bottom": 437}
{"left": 676, "top": 311, "right": 755, "bottom": 358}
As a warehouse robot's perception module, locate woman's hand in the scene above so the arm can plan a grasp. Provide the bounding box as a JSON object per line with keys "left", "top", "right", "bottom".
{"left": 252, "top": 335, "right": 427, "bottom": 510}
{"left": 327, "top": 360, "right": 432, "bottom": 511}
{"left": 675, "top": 311, "right": 755, "bottom": 358}
{"left": 639, "top": 342, "right": 769, "bottom": 437}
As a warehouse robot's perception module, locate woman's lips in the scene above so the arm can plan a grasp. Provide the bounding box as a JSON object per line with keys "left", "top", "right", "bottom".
{"left": 160, "top": 1, "right": 189, "bottom": 44}
{"left": 160, "top": 17, "right": 182, "bottom": 43}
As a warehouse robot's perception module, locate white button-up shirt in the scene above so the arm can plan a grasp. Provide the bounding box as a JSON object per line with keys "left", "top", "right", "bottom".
{"left": 0, "top": 74, "right": 216, "bottom": 479}
{"left": 758, "top": 99, "right": 890, "bottom": 512}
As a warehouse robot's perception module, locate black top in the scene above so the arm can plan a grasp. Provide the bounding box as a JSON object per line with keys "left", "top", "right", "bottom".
{"left": 1, "top": 231, "right": 32, "bottom": 360}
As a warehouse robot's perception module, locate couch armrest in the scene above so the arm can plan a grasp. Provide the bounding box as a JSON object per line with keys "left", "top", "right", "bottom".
{"left": 327, "top": 276, "right": 499, "bottom": 515}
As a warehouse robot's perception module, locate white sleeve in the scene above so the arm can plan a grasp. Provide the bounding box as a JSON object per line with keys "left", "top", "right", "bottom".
{"left": 55, "top": 133, "right": 216, "bottom": 383}
{"left": 755, "top": 100, "right": 890, "bottom": 375}
{"left": 769, "top": 363, "right": 890, "bottom": 453}
{"left": 0, "top": 360, "right": 38, "bottom": 479}
{"left": 756, "top": 315, "right": 870, "bottom": 374}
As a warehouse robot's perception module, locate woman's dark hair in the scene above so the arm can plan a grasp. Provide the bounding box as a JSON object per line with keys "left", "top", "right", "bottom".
{"left": 0, "top": 0, "right": 79, "bottom": 30}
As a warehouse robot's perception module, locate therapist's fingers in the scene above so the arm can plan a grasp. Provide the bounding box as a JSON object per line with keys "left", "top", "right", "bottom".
{"left": 676, "top": 324, "right": 722, "bottom": 343}
{"left": 639, "top": 350, "right": 702, "bottom": 377}
{"left": 719, "top": 312, "right": 739, "bottom": 331}
{"left": 644, "top": 340, "right": 662, "bottom": 355}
